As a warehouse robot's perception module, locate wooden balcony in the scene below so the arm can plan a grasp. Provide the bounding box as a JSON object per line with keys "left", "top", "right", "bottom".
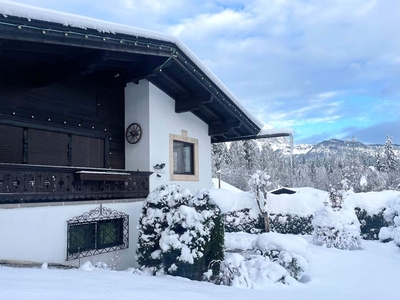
{"left": 0, "top": 163, "right": 151, "bottom": 204}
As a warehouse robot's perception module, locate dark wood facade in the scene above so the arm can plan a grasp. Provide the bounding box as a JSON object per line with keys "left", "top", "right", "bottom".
{"left": 0, "top": 74, "right": 125, "bottom": 169}
{"left": 0, "top": 27, "right": 150, "bottom": 204}
{"left": 0, "top": 71, "right": 152, "bottom": 203}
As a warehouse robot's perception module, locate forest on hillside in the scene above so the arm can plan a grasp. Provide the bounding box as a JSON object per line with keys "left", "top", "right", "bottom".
{"left": 212, "top": 136, "right": 399, "bottom": 193}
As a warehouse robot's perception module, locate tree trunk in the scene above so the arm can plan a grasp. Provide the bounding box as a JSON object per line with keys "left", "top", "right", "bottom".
{"left": 263, "top": 212, "right": 270, "bottom": 233}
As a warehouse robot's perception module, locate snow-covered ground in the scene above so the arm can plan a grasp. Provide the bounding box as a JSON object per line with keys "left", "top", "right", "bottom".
{"left": 1, "top": 234, "right": 399, "bottom": 300}
{"left": 211, "top": 184, "right": 400, "bottom": 217}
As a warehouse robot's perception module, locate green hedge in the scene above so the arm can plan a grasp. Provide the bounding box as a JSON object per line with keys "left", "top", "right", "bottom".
{"left": 225, "top": 207, "right": 388, "bottom": 240}
{"left": 225, "top": 208, "right": 264, "bottom": 233}
{"left": 269, "top": 214, "right": 313, "bottom": 235}
{"left": 354, "top": 208, "right": 389, "bottom": 240}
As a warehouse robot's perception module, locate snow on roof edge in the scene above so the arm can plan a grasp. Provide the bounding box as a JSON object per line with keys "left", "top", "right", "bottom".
{"left": 257, "top": 127, "right": 293, "bottom": 137}
{"left": 0, "top": 0, "right": 264, "bottom": 130}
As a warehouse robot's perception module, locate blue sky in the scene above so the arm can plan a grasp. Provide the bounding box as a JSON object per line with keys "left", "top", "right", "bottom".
{"left": 11, "top": 0, "right": 400, "bottom": 145}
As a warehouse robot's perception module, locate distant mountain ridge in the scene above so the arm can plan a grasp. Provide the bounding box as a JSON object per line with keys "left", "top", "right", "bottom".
{"left": 274, "top": 138, "right": 400, "bottom": 161}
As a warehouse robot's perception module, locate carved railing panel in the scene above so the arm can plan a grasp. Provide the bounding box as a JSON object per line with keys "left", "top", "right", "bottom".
{"left": 0, "top": 164, "right": 151, "bottom": 204}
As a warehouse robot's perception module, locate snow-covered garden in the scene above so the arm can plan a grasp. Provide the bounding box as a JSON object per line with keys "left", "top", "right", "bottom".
{"left": 1, "top": 183, "right": 400, "bottom": 299}
{"left": 1, "top": 233, "right": 399, "bottom": 300}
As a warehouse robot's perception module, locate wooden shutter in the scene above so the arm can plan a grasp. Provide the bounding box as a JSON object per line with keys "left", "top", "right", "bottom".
{"left": 27, "top": 129, "right": 69, "bottom": 166}
{"left": 0, "top": 124, "right": 23, "bottom": 164}
{"left": 72, "top": 135, "right": 104, "bottom": 168}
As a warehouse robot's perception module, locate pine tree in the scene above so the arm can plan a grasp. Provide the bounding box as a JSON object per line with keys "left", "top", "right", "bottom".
{"left": 384, "top": 136, "right": 397, "bottom": 172}
{"left": 225, "top": 141, "right": 248, "bottom": 190}
{"left": 211, "top": 142, "right": 229, "bottom": 177}
{"left": 375, "top": 150, "right": 385, "bottom": 172}
{"left": 243, "top": 140, "right": 259, "bottom": 171}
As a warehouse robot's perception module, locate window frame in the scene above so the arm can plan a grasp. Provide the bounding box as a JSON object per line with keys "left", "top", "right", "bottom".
{"left": 169, "top": 130, "right": 199, "bottom": 181}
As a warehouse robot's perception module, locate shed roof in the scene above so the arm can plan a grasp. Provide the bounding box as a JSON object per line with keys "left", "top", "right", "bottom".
{"left": 270, "top": 187, "right": 297, "bottom": 195}
{"left": 0, "top": 1, "right": 276, "bottom": 142}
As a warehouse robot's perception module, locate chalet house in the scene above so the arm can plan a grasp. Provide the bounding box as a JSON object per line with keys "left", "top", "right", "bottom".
{"left": 0, "top": 2, "right": 291, "bottom": 269}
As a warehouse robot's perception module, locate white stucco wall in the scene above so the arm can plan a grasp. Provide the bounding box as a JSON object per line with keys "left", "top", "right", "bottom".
{"left": 0, "top": 201, "right": 143, "bottom": 270}
{"left": 125, "top": 81, "right": 150, "bottom": 172}
{"left": 125, "top": 80, "right": 212, "bottom": 192}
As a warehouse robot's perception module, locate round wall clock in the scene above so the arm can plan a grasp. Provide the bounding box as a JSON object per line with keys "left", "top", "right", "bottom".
{"left": 125, "top": 123, "right": 142, "bottom": 144}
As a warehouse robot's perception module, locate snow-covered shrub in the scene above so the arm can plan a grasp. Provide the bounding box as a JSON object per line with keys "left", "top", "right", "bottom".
{"left": 269, "top": 213, "right": 313, "bottom": 235}
{"left": 224, "top": 208, "right": 264, "bottom": 234}
{"left": 216, "top": 253, "right": 252, "bottom": 288}
{"left": 216, "top": 233, "right": 309, "bottom": 287}
{"left": 354, "top": 208, "right": 389, "bottom": 240}
{"left": 312, "top": 204, "right": 362, "bottom": 250}
{"left": 136, "top": 184, "right": 175, "bottom": 270}
{"left": 379, "top": 197, "right": 400, "bottom": 246}
{"left": 136, "top": 184, "right": 224, "bottom": 280}
{"left": 252, "top": 232, "right": 308, "bottom": 281}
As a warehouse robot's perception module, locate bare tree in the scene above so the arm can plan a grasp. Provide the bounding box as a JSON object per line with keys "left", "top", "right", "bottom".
{"left": 248, "top": 170, "right": 272, "bottom": 232}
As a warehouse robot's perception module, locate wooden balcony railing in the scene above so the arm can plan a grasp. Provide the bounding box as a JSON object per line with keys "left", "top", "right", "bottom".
{"left": 0, "top": 163, "right": 151, "bottom": 204}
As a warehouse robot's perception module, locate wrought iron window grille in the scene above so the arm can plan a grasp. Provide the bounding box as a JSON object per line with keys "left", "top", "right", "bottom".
{"left": 66, "top": 204, "right": 129, "bottom": 261}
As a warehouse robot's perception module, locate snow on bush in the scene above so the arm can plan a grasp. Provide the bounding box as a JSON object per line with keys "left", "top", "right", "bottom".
{"left": 218, "top": 233, "right": 309, "bottom": 288}
{"left": 225, "top": 208, "right": 264, "bottom": 234}
{"left": 217, "top": 253, "right": 252, "bottom": 288}
{"left": 312, "top": 203, "right": 362, "bottom": 250}
{"left": 379, "top": 197, "right": 400, "bottom": 246}
{"left": 354, "top": 208, "right": 389, "bottom": 240}
{"left": 136, "top": 184, "right": 224, "bottom": 280}
{"left": 269, "top": 213, "right": 313, "bottom": 235}
{"left": 252, "top": 233, "right": 308, "bottom": 281}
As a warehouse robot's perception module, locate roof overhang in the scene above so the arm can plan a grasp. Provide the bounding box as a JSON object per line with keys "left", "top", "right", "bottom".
{"left": 0, "top": 4, "right": 264, "bottom": 143}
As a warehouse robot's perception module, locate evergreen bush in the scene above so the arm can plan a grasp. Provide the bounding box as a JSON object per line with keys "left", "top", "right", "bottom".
{"left": 137, "top": 185, "right": 224, "bottom": 280}
{"left": 269, "top": 214, "right": 313, "bottom": 235}
{"left": 224, "top": 208, "right": 264, "bottom": 233}
{"left": 224, "top": 209, "right": 313, "bottom": 235}
{"left": 354, "top": 208, "right": 389, "bottom": 240}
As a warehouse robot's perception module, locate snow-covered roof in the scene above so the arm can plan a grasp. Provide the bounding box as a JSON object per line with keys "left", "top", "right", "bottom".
{"left": 0, "top": 0, "right": 264, "bottom": 131}
{"left": 258, "top": 127, "right": 293, "bottom": 137}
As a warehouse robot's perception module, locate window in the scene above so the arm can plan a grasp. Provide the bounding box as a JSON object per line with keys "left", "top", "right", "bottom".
{"left": 173, "top": 141, "right": 194, "bottom": 175}
{"left": 28, "top": 129, "right": 69, "bottom": 166}
{"left": 169, "top": 130, "right": 199, "bottom": 181}
{"left": 97, "top": 219, "right": 124, "bottom": 249}
{"left": 71, "top": 135, "right": 105, "bottom": 168}
{"left": 67, "top": 205, "right": 129, "bottom": 260}
{"left": 68, "top": 223, "right": 96, "bottom": 254}
{"left": 0, "top": 123, "right": 106, "bottom": 168}
{"left": 0, "top": 124, "right": 23, "bottom": 164}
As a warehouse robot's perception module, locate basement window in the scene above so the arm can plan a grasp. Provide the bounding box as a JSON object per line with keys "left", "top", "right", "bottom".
{"left": 66, "top": 205, "right": 129, "bottom": 260}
